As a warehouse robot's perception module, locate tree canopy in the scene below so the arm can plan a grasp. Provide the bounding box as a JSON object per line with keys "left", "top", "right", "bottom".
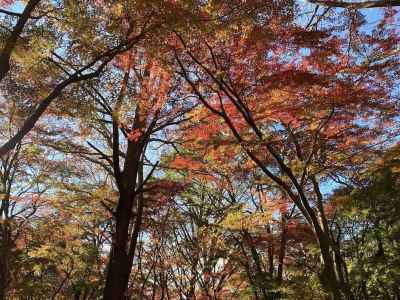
{"left": 0, "top": 1, "right": 399, "bottom": 299}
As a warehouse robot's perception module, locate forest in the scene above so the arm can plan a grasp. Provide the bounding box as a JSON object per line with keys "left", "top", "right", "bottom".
{"left": 0, "top": 0, "right": 399, "bottom": 299}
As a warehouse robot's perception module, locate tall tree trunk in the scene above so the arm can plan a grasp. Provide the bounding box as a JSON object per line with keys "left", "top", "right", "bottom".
{"left": 277, "top": 215, "right": 287, "bottom": 282}
{"left": 103, "top": 190, "right": 134, "bottom": 299}
{"left": 312, "top": 178, "right": 353, "bottom": 300}
{"left": 0, "top": 201, "right": 12, "bottom": 300}
{"left": 243, "top": 231, "right": 271, "bottom": 300}
{"left": 0, "top": 225, "right": 10, "bottom": 300}
{"left": 103, "top": 138, "right": 146, "bottom": 299}
{"left": 188, "top": 251, "right": 198, "bottom": 299}
{"left": 266, "top": 224, "right": 274, "bottom": 279}
{"left": 314, "top": 228, "right": 344, "bottom": 300}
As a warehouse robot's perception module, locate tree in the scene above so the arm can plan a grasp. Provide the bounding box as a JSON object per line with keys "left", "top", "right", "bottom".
{"left": 0, "top": 0, "right": 41, "bottom": 82}
{"left": 0, "top": 0, "right": 149, "bottom": 156}
{"left": 0, "top": 1, "right": 399, "bottom": 299}
{"left": 173, "top": 2, "right": 398, "bottom": 298}
{"left": 330, "top": 145, "right": 400, "bottom": 299}
{"left": 0, "top": 98, "right": 55, "bottom": 299}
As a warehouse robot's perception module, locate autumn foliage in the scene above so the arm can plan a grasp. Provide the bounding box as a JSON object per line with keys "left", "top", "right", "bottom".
{"left": 0, "top": 1, "right": 399, "bottom": 300}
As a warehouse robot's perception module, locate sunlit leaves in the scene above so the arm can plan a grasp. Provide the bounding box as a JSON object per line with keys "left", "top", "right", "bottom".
{"left": 221, "top": 206, "right": 271, "bottom": 232}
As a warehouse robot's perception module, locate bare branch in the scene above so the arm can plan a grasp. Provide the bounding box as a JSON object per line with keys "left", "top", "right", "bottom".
{"left": 308, "top": 0, "right": 400, "bottom": 8}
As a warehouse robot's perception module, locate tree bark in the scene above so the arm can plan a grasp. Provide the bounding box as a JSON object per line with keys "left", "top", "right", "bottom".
{"left": 0, "top": 222, "right": 11, "bottom": 300}
{"left": 277, "top": 216, "right": 287, "bottom": 282}
{"left": 266, "top": 224, "right": 274, "bottom": 279}
{"left": 243, "top": 231, "right": 272, "bottom": 300}
{"left": 103, "top": 104, "right": 148, "bottom": 299}
{"left": 103, "top": 189, "right": 136, "bottom": 300}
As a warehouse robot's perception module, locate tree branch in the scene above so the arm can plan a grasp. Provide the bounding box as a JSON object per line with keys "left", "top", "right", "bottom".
{"left": 308, "top": 0, "right": 400, "bottom": 8}
{"left": 0, "top": 0, "right": 41, "bottom": 82}
{"left": 0, "top": 32, "right": 145, "bottom": 157}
